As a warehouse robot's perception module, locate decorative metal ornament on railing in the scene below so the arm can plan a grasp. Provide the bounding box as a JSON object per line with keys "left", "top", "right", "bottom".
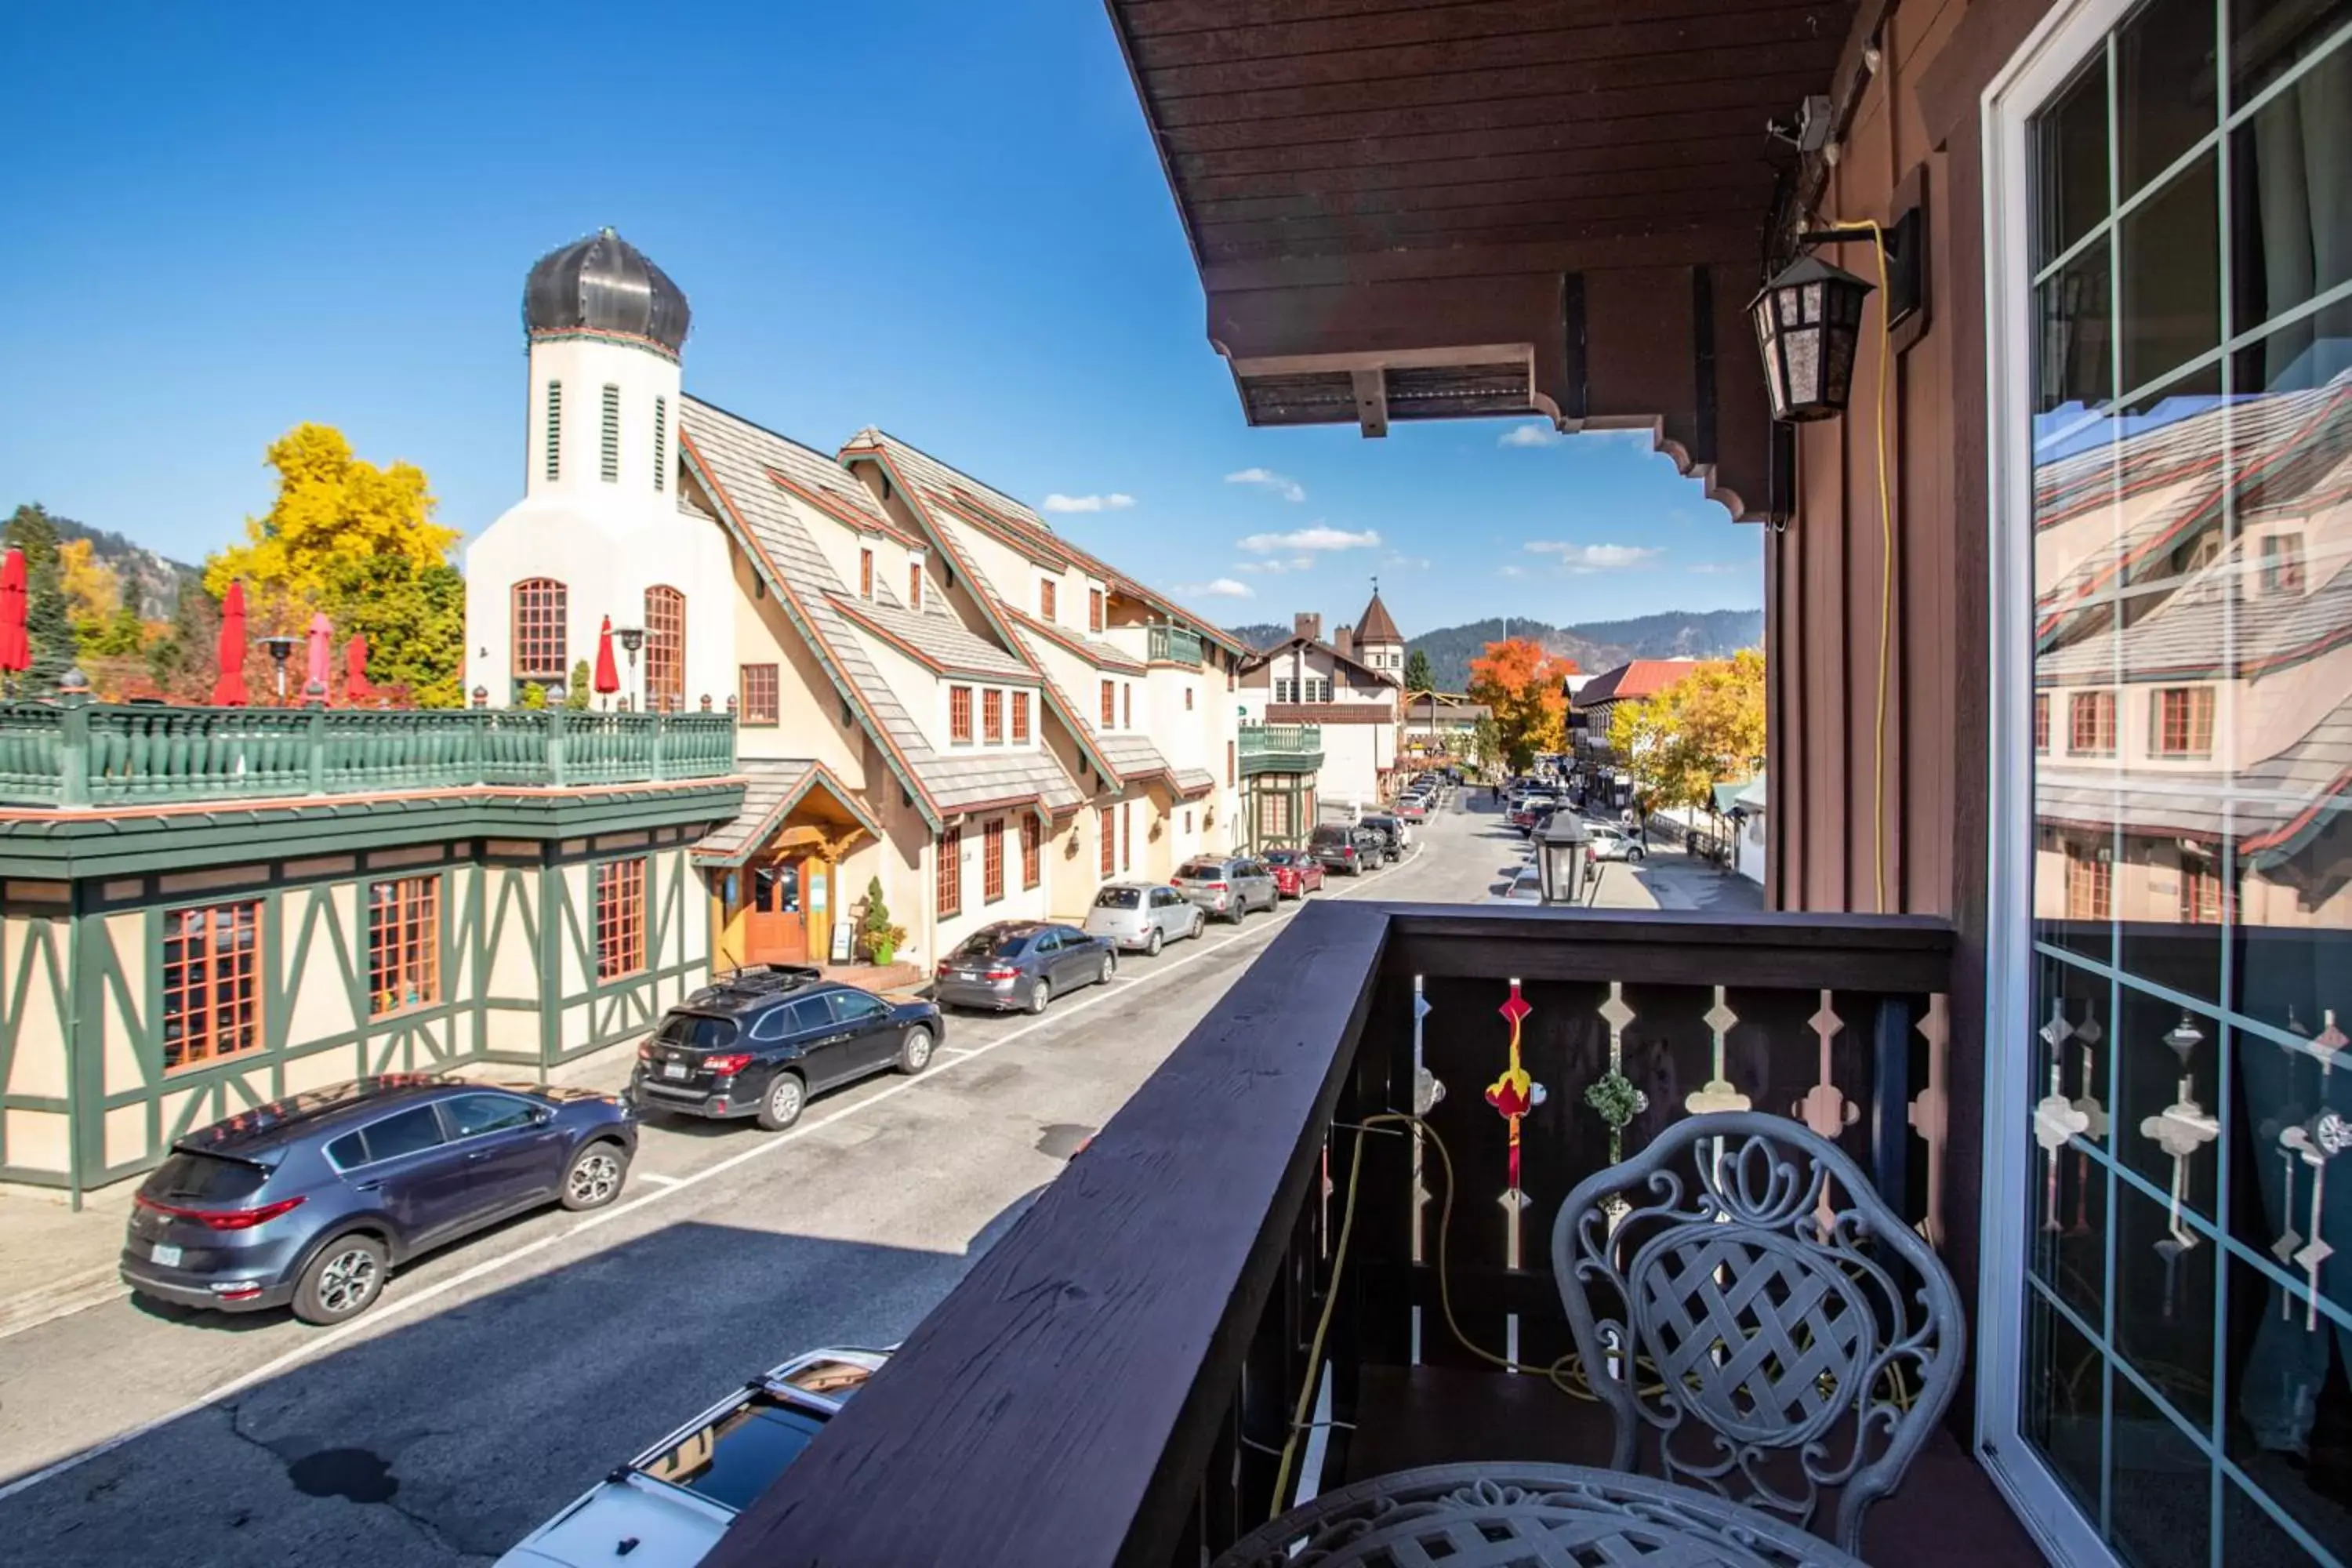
{"left": 1410, "top": 978, "right": 1443, "bottom": 1267}
{"left": 2280, "top": 1109, "right": 2352, "bottom": 1330}
{"left": 1486, "top": 978, "right": 1547, "bottom": 1271}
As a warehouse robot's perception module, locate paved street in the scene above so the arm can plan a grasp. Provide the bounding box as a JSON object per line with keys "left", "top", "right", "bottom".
{"left": 0, "top": 797, "right": 1523, "bottom": 1566}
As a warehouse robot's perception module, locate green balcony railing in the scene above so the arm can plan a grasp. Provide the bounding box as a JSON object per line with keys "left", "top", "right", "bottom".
{"left": 1238, "top": 720, "right": 1322, "bottom": 775}
{"left": 1147, "top": 623, "right": 1204, "bottom": 667}
{"left": 0, "top": 702, "right": 737, "bottom": 808}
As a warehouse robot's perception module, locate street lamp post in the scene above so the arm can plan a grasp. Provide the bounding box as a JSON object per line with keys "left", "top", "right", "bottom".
{"left": 616, "top": 626, "right": 645, "bottom": 712}
{"left": 1534, "top": 811, "right": 1592, "bottom": 906}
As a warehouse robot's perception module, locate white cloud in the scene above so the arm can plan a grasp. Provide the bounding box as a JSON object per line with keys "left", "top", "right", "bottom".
{"left": 1497, "top": 564, "right": 1529, "bottom": 579}
{"left": 1225, "top": 467, "right": 1307, "bottom": 503}
{"left": 1689, "top": 561, "right": 1748, "bottom": 575}
{"left": 1238, "top": 524, "right": 1381, "bottom": 554}
{"left": 1179, "top": 577, "right": 1257, "bottom": 599}
{"left": 1041, "top": 492, "right": 1136, "bottom": 514}
{"left": 1523, "top": 542, "right": 1664, "bottom": 572}
{"left": 1497, "top": 423, "right": 1563, "bottom": 448}
{"left": 1234, "top": 556, "right": 1318, "bottom": 575}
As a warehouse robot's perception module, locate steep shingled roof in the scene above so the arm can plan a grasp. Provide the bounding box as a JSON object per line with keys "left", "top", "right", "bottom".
{"left": 1571, "top": 659, "right": 1705, "bottom": 709}
{"left": 678, "top": 398, "right": 1079, "bottom": 822}
{"left": 1354, "top": 589, "right": 1403, "bottom": 646}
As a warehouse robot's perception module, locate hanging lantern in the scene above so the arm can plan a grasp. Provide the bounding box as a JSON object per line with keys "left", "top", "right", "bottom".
{"left": 1750, "top": 254, "right": 1875, "bottom": 422}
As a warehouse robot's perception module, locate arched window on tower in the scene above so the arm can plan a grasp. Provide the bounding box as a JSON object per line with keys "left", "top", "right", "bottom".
{"left": 645, "top": 586, "right": 685, "bottom": 713}
{"left": 514, "top": 579, "right": 568, "bottom": 680}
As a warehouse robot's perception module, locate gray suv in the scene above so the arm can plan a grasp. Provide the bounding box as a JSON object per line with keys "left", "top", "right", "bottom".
{"left": 1171, "top": 855, "right": 1279, "bottom": 923}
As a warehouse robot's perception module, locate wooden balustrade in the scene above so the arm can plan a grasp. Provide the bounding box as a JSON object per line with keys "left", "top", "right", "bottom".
{"left": 0, "top": 701, "right": 737, "bottom": 807}
{"left": 707, "top": 902, "right": 1957, "bottom": 1568}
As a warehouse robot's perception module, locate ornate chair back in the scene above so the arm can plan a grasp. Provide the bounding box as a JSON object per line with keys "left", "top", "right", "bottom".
{"left": 1548, "top": 1111, "right": 1964, "bottom": 1556}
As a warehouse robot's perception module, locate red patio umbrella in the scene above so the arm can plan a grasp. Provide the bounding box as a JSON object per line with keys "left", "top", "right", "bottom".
{"left": 0, "top": 548, "right": 29, "bottom": 681}
{"left": 344, "top": 633, "right": 372, "bottom": 702}
{"left": 593, "top": 616, "right": 621, "bottom": 706}
{"left": 305, "top": 611, "right": 333, "bottom": 698}
{"left": 212, "top": 583, "right": 249, "bottom": 706}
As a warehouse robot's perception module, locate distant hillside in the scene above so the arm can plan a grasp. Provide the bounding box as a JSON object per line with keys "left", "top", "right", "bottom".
{"left": 1226, "top": 621, "right": 1292, "bottom": 650}
{"left": 48, "top": 513, "right": 201, "bottom": 620}
{"left": 1409, "top": 609, "right": 1762, "bottom": 691}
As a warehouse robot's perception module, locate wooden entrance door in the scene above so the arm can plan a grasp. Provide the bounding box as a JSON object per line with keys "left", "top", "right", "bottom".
{"left": 745, "top": 857, "right": 810, "bottom": 964}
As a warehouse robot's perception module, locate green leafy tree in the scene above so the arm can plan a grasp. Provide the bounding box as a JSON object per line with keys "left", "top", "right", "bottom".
{"left": 1471, "top": 713, "right": 1501, "bottom": 771}
{"left": 87, "top": 604, "right": 149, "bottom": 658}
{"left": 4, "top": 503, "right": 76, "bottom": 689}
{"left": 1606, "top": 651, "right": 1766, "bottom": 812}
{"left": 858, "top": 875, "right": 906, "bottom": 964}
{"left": 1403, "top": 648, "right": 1433, "bottom": 692}
{"left": 318, "top": 553, "right": 466, "bottom": 709}
{"left": 564, "top": 659, "right": 593, "bottom": 711}
{"left": 516, "top": 680, "right": 548, "bottom": 711}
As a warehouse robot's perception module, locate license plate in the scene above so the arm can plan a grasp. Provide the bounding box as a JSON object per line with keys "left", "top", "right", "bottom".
{"left": 662, "top": 1062, "right": 688, "bottom": 1081}
{"left": 150, "top": 1243, "right": 183, "bottom": 1267}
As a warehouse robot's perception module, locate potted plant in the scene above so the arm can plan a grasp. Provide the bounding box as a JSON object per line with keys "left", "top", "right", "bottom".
{"left": 858, "top": 876, "right": 907, "bottom": 966}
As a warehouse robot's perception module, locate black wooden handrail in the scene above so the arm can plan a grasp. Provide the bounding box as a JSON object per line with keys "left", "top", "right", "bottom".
{"left": 705, "top": 902, "right": 1957, "bottom": 1568}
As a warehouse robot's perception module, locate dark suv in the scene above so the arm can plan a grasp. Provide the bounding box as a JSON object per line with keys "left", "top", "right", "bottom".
{"left": 1308, "top": 822, "right": 1386, "bottom": 874}
{"left": 630, "top": 966, "right": 944, "bottom": 1132}
{"left": 122, "top": 1075, "right": 637, "bottom": 1325}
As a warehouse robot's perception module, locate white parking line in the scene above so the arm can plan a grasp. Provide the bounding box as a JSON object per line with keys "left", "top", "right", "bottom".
{"left": 0, "top": 845, "right": 1425, "bottom": 1503}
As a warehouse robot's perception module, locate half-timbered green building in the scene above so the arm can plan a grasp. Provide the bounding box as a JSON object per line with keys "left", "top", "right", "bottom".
{"left": 0, "top": 691, "right": 740, "bottom": 1200}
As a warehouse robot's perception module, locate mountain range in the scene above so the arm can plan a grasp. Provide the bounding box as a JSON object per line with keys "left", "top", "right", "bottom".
{"left": 1223, "top": 609, "right": 1763, "bottom": 691}
{"left": 51, "top": 514, "right": 202, "bottom": 620}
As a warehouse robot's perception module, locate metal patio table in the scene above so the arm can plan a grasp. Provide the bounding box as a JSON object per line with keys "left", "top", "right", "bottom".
{"left": 1212, "top": 1462, "right": 1871, "bottom": 1568}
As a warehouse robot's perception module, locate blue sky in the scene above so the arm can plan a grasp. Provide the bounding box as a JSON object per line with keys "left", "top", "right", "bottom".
{"left": 0, "top": 1, "right": 1760, "bottom": 635}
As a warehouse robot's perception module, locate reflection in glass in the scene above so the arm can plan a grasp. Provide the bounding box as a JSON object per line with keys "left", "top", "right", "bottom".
{"left": 2026, "top": 1286, "right": 2109, "bottom": 1516}
{"left": 2121, "top": 153, "right": 2220, "bottom": 393}
{"left": 2109, "top": 1371, "right": 2213, "bottom": 1568}
{"left": 2041, "top": 240, "right": 2116, "bottom": 413}
{"left": 2117, "top": 0, "right": 2219, "bottom": 198}
{"left": 2233, "top": 50, "right": 2352, "bottom": 374}
{"left": 2040, "top": 56, "right": 2112, "bottom": 266}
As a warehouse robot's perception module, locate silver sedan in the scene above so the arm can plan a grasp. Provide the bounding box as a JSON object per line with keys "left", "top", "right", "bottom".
{"left": 1083, "top": 882, "right": 1207, "bottom": 956}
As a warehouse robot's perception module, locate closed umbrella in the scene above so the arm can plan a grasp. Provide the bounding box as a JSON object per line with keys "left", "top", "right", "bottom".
{"left": 593, "top": 616, "right": 621, "bottom": 708}
{"left": 344, "top": 633, "right": 372, "bottom": 702}
{"left": 0, "top": 548, "right": 28, "bottom": 682}
{"left": 212, "top": 583, "right": 249, "bottom": 706}
{"left": 305, "top": 612, "right": 333, "bottom": 699}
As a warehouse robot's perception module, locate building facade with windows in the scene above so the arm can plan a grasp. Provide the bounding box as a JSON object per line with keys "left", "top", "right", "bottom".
{"left": 1236, "top": 604, "right": 1400, "bottom": 811}
{"left": 0, "top": 703, "right": 738, "bottom": 1197}
{"left": 465, "top": 233, "right": 1247, "bottom": 972}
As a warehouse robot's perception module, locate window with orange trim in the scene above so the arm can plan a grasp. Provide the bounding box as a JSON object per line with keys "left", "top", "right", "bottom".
{"left": 1088, "top": 588, "right": 1105, "bottom": 632}
{"left": 162, "top": 901, "right": 262, "bottom": 1071}
{"left": 860, "top": 548, "right": 875, "bottom": 599}
{"left": 644, "top": 586, "right": 684, "bottom": 713}
{"left": 2068, "top": 691, "right": 2115, "bottom": 756}
{"left": 938, "top": 826, "right": 964, "bottom": 917}
{"left": 1021, "top": 815, "right": 1040, "bottom": 888}
{"left": 985, "top": 818, "right": 1005, "bottom": 902}
{"left": 368, "top": 877, "right": 441, "bottom": 1016}
{"left": 512, "top": 579, "right": 568, "bottom": 677}
{"left": 740, "top": 664, "right": 779, "bottom": 725}
{"left": 1123, "top": 684, "right": 1132, "bottom": 730}
{"left": 1011, "top": 691, "right": 1030, "bottom": 743}
{"left": 1100, "top": 680, "right": 1115, "bottom": 728}
{"left": 909, "top": 561, "right": 924, "bottom": 609}
{"left": 1099, "top": 805, "right": 1115, "bottom": 876}
{"left": 2152, "top": 686, "right": 2213, "bottom": 758}
{"left": 2180, "top": 857, "right": 2225, "bottom": 924}
{"left": 950, "top": 685, "right": 974, "bottom": 743}
{"left": 982, "top": 689, "right": 1004, "bottom": 744}
{"left": 2064, "top": 847, "right": 2111, "bottom": 920}
{"left": 1039, "top": 579, "right": 1057, "bottom": 621}
{"left": 594, "top": 858, "right": 648, "bottom": 980}
{"left": 2033, "top": 692, "right": 2049, "bottom": 753}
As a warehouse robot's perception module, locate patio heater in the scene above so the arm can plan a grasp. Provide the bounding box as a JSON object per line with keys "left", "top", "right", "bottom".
{"left": 260, "top": 634, "right": 299, "bottom": 704}
{"left": 1534, "top": 812, "right": 1592, "bottom": 906}
{"left": 616, "top": 626, "right": 645, "bottom": 712}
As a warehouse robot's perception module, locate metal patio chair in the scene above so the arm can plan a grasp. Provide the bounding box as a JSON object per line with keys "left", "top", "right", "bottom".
{"left": 1549, "top": 1110, "right": 1965, "bottom": 1558}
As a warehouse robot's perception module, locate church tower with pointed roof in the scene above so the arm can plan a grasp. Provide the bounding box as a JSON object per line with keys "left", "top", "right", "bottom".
{"left": 1352, "top": 583, "right": 1406, "bottom": 682}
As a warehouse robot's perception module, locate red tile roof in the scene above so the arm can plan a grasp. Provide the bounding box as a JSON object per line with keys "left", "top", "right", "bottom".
{"left": 1572, "top": 659, "right": 1707, "bottom": 708}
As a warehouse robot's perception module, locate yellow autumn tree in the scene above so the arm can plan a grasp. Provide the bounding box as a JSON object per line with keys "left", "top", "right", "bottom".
{"left": 57, "top": 538, "right": 122, "bottom": 622}
{"left": 1607, "top": 649, "right": 1766, "bottom": 811}
{"left": 205, "top": 423, "right": 456, "bottom": 633}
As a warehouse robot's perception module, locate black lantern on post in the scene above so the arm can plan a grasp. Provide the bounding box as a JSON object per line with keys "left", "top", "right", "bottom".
{"left": 1534, "top": 812, "right": 1591, "bottom": 906}
{"left": 1750, "top": 254, "right": 1874, "bottom": 423}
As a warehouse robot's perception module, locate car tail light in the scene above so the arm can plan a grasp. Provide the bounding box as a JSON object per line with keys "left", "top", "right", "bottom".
{"left": 704, "top": 1052, "right": 754, "bottom": 1076}
{"left": 936, "top": 962, "right": 952, "bottom": 977}
{"left": 136, "top": 1192, "right": 307, "bottom": 1231}
{"left": 982, "top": 968, "right": 1018, "bottom": 982}
{"left": 637, "top": 1042, "right": 655, "bottom": 1061}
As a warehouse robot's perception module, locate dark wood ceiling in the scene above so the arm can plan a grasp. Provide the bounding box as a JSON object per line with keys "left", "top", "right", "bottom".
{"left": 1105, "top": 0, "right": 1862, "bottom": 519}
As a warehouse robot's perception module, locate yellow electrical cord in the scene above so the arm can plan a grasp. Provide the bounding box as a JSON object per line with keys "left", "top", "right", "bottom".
{"left": 1820, "top": 216, "right": 1899, "bottom": 916}
{"left": 1268, "top": 1111, "right": 1917, "bottom": 1519}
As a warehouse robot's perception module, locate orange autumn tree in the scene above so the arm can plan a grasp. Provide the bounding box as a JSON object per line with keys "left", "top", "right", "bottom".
{"left": 1466, "top": 637, "right": 1581, "bottom": 772}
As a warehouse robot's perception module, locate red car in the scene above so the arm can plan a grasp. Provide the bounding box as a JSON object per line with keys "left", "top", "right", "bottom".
{"left": 1263, "top": 848, "right": 1327, "bottom": 898}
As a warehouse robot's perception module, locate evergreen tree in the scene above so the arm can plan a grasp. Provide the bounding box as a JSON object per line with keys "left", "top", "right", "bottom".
{"left": 1403, "top": 648, "right": 1434, "bottom": 692}
{"left": 4, "top": 503, "right": 77, "bottom": 689}
{"left": 147, "top": 581, "right": 222, "bottom": 699}
{"left": 564, "top": 660, "right": 593, "bottom": 710}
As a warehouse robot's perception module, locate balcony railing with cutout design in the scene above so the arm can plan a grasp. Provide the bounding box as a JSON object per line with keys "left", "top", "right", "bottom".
{"left": 1147, "top": 623, "right": 1205, "bottom": 666}
{"left": 0, "top": 702, "right": 737, "bottom": 808}
{"left": 708, "top": 903, "right": 1969, "bottom": 1568}
{"left": 1240, "top": 720, "right": 1323, "bottom": 774}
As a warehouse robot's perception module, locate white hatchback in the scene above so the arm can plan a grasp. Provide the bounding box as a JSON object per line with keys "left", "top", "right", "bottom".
{"left": 494, "top": 1346, "right": 890, "bottom": 1568}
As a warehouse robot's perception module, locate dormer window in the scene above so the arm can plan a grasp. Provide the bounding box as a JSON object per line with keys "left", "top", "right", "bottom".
{"left": 2259, "top": 532, "right": 2306, "bottom": 596}
{"left": 1089, "top": 587, "right": 1105, "bottom": 633}
{"left": 1040, "top": 579, "right": 1058, "bottom": 622}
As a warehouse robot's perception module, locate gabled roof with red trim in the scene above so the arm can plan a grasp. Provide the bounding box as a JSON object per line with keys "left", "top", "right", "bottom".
{"left": 1570, "top": 659, "right": 1705, "bottom": 708}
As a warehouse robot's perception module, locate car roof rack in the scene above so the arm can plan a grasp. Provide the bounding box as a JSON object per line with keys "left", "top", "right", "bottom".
{"left": 715, "top": 964, "right": 826, "bottom": 996}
